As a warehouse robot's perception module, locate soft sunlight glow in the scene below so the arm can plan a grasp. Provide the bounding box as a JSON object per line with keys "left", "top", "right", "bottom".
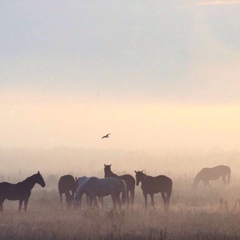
{"left": 1, "top": 91, "right": 240, "bottom": 152}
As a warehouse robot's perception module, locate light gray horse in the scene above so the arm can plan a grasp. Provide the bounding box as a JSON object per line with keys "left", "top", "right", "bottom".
{"left": 193, "top": 165, "right": 231, "bottom": 188}
{"left": 74, "top": 177, "right": 127, "bottom": 209}
{"left": 75, "top": 176, "right": 101, "bottom": 207}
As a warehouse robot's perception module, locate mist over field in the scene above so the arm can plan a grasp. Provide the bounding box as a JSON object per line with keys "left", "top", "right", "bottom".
{"left": 1, "top": 147, "right": 240, "bottom": 240}
{"left": 0, "top": 147, "right": 240, "bottom": 178}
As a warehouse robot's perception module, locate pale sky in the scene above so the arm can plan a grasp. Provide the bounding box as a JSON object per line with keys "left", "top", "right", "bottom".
{"left": 1, "top": 1, "right": 240, "bottom": 152}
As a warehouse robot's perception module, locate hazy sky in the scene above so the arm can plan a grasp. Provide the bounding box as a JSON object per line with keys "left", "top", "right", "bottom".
{"left": 1, "top": 1, "right": 240, "bottom": 152}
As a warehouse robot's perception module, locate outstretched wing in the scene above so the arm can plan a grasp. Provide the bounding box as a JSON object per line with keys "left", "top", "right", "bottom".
{"left": 102, "top": 133, "right": 111, "bottom": 139}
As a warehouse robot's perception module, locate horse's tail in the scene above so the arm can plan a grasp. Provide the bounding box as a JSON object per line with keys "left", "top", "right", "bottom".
{"left": 131, "top": 183, "right": 135, "bottom": 208}
{"left": 59, "top": 192, "right": 63, "bottom": 207}
{"left": 121, "top": 180, "right": 127, "bottom": 205}
{"left": 167, "top": 179, "right": 173, "bottom": 202}
{"left": 227, "top": 167, "right": 231, "bottom": 185}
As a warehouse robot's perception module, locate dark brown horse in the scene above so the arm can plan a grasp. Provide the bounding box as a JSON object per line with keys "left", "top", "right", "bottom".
{"left": 135, "top": 171, "right": 172, "bottom": 211}
{"left": 58, "top": 175, "right": 77, "bottom": 208}
{"left": 0, "top": 171, "right": 45, "bottom": 212}
{"left": 104, "top": 164, "right": 135, "bottom": 209}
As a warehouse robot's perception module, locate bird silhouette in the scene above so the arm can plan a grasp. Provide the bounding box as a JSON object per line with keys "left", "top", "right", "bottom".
{"left": 102, "top": 133, "right": 110, "bottom": 139}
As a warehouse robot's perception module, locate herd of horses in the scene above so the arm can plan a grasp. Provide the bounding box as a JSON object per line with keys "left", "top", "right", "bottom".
{"left": 0, "top": 165, "right": 231, "bottom": 212}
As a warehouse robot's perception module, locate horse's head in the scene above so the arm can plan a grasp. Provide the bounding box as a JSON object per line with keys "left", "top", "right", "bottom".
{"left": 35, "top": 171, "right": 46, "bottom": 187}
{"left": 72, "top": 198, "right": 80, "bottom": 208}
{"left": 134, "top": 170, "right": 144, "bottom": 186}
{"left": 104, "top": 164, "right": 112, "bottom": 178}
{"left": 192, "top": 173, "right": 201, "bottom": 190}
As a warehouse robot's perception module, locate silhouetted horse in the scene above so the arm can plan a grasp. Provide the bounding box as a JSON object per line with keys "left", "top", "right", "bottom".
{"left": 58, "top": 175, "right": 78, "bottom": 208}
{"left": 73, "top": 177, "right": 127, "bottom": 210}
{"left": 0, "top": 171, "right": 45, "bottom": 212}
{"left": 104, "top": 164, "right": 135, "bottom": 209}
{"left": 193, "top": 165, "right": 231, "bottom": 188}
{"left": 135, "top": 171, "right": 172, "bottom": 211}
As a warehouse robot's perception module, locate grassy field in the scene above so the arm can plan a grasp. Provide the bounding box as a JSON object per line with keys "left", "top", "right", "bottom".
{"left": 0, "top": 176, "right": 240, "bottom": 240}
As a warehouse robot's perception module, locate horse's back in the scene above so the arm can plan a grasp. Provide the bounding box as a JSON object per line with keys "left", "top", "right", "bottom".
{"left": 0, "top": 182, "right": 24, "bottom": 200}
{"left": 58, "top": 175, "right": 76, "bottom": 193}
{"left": 86, "top": 177, "right": 125, "bottom": 197}
{"left": 0, "top": 182, "right": 12, "bottom": 193}
{"left": 96, "top": 177, "right": 123, "bottom": 188}
{"left": 76, "top": 176, "right": 89, "bottom": 187}
{"left": 200, "top": 165, "right": 231, "bottom": 178}
{"left": 142, "top": 175, "right": 172, "bottom": 194}
{"left": 118, "top": 174, "right": 135, "bottom": 185}
{"left": 216, "top": 165, "right": 231, "bottom": 172}
{"left": 119, "top": 174, "right": 135, "bottom": 180}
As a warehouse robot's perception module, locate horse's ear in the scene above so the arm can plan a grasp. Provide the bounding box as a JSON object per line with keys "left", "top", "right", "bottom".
{"left": 134, "top": 170, "right": 137, "bottom": 173}
{"left": 38, "top": 171, "right": 40, "bottom": 174}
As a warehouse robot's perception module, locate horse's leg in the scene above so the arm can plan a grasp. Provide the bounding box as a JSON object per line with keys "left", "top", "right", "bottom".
{"left": 24, "top": 198, "right": 29, "bottom": 212}
{"left": 116, "top": 194, "right": 122, "bottom": 210}
{"left": 150, "top": 194, "right": 155, "bottom": 209}
{"left": 222, "top": 175, "right": 227, "bottom": 185}
{"left": 0, "top": 199, "right": 4, "bottom": 212}
{"left": 18, "top": 200, "right": 23, "bottom": 213}
{"left": 86, "top": 194, "right": 90, "bottom": 206}
{"left": 126, "top": 189, "right": 130, "bottom": 209}
{"left": 130, "top": 188, "right": 135, "bottom": 210}
{"left": 166, "top": 193, "right": 170, "bottom": 210}
{"left": 143, "top": 193, "right": 147, "bottom": 209}
{"left": 66, "top": 191, "right": 73, "bottom": 209}
{"left": 89, "top": 196, "right": 93, "bottom": 207}
{"left": 92, "top": 196, "right": 98, "bottom": 208}
{"left": 111, "top": 195, "right": 117, "bottom": 209}
{"left": 98, "top": 197, "right": 103, "bottom": 208}
{"left": 161, "top": 192, "right": 167, "bottom": 211}
{"left": 59, "top": 192, "right": 63, "bottom": 207}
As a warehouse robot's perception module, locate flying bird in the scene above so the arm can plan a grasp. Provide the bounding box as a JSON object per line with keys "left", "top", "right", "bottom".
{"left": 102, "top": 133, "right": 110, "bottom": 139}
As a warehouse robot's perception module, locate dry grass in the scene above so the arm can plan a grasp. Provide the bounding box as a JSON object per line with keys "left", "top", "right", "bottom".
{"left": 1, "top": 180, "right": 240, "bottom": 240}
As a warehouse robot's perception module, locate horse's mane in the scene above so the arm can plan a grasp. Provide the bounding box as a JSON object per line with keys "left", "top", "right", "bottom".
{"left": 18, "top": 173, "right": 38, "bottom": 184}
{"left": 104, "top": 166, "right": 119, "bottom": 177}
{"left": 75, "top": 177, "right": 98, "bottom": 200}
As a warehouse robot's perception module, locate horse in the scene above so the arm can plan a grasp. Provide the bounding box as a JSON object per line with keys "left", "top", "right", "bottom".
{"left": 76, "top": 176, "right": 103, "bottom": 207}
{"left": 0, "top": 171, "right": 45, "bottom": 212}
{"left": 73, "top": 177, "right": 127, "bottom": 210}
{"left": 104, "top": 164, "right": 135, "bottom": 209}
{"left": 193, "top": 165, "right": 231, "bottom": 188}
{"left": 58, "top": 175, "right": 78, "bottom": 208}
{"left": 76, "top": 176, "right": 89, "bottom": 187}
{"left": 135, "top": 171, "right": 172, "bottom": 211}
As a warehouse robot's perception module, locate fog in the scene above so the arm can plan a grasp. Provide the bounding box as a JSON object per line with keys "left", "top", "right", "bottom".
{"left": 1, "top": 91, "right": 240, "bottom": 149}
{"left": 1, "top": 90, "right": 240, "bottom": 180}
{"left": 1, "top": 146, "right": 240, "bottom": 183}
